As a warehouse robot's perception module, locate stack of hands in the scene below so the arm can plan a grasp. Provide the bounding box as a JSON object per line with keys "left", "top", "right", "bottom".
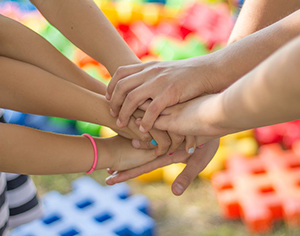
{"left": 104, "top": 59, "right": 226, "bottom": 196}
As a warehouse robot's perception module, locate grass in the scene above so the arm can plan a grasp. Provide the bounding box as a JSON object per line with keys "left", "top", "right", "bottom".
{"left": 31, "top": 171, "right": 298, "bottom": 236}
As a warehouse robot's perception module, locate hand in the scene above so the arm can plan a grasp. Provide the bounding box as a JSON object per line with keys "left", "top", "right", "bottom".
{"left": 106, "top": 139, "right": 220, "bottom": 196}
{"left": 97, "top": 135, "right": 157, "bottom": 171}
{"left": 132, "top": 110, "right": 194, "bottom": 155}
{"left": 106, "top": 57, "right": 222, "bottom": 132}
{"left": 154, "top": 94, "right": 230, "bottom": 143}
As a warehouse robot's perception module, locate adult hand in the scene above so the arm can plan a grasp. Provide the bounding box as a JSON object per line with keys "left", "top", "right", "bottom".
{"left": 106, "top": 56, "right": 222, "bottom": 133}
{"left": 153, "top": 94, "right": 230, "bottom": 144}
{"left": 106, "top": 139, "right": 220, "bottom": 196}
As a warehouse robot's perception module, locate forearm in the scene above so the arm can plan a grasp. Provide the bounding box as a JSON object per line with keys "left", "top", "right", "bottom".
{"left": 0, "top": 122, "right": 111, "bottom": 174}
{"left": 216, "top": 36, "right": 300, "bottom": 133}
{"left": 207, "top": 9, "right": 300, "bottom": 91}
{"left": 31, "top": 0, "right": 140, "bottom": 75}
{"left": 0, "top": 14, "right": 106, "bottom": 95}
{"left": 0, "top": 57, "right": 113, "bottom": 127}
{"left": 228, "top": 0, "right": 300, "bottom": 44}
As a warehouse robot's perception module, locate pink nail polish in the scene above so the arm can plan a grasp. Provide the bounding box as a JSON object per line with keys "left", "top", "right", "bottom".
{"left": 169, "top": 152, "right": 174, "bottom": 156}
{"left": 198, "top": 144, "right": 205, "bottom": 148}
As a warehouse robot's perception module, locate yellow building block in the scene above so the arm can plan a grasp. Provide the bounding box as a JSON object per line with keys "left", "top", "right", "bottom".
{"left": 99, "top": 126, "right": 117, "bottom": 138}
{"left": 135, "top": 168, "right": 164, "bottom": 182}
{"left": 199, "top": 145, "right": 229, "bottom": 178}
{"left": 163, "top": 163, "right": 186, "bottom": 185}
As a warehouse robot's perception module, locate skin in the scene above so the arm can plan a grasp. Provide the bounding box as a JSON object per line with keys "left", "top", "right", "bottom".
{"left": 0, "top": 122, "right": 157, "bottom": 175}
{"left": 30, "top": 0, "right": 193, "bottom": 155}
{"left": 106, "top": 3, "right": 300, "bottom": 133}
{"left": 106, "top": 33, "right": 300, "bottom": 194}
{"left": 106, "top": 0, "right": 300, "bottom": 196}
{"left": 0, "top": 1, "right": 194, "bottom": 176}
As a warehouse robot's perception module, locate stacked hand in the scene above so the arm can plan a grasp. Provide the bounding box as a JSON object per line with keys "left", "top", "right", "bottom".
{"left": 105, "top": 59, "right": 228, "bottom": 195}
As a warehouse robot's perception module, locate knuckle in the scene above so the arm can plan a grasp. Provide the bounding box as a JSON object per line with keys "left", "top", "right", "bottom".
{"left": 126, "top": 92, "right": 136, "bottom": 103}
{"left": 115, "top": 80, "right": 126, "bottom": 94}
{"left": 148, "top": 102, "right": 160, "bottom": 115}
{"left": 141, "top": 134, "right": 151, "bottom": 142}
{"left": 115, "top": 66, "right": 126, "bottom": 76}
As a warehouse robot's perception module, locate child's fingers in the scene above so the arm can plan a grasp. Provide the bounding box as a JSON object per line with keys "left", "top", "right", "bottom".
{"left": 167, "top": 133, "right": 185, "bottom": 155}
{"left": 127, "top": 116, "right": 152, "bottom": 142}
{"left": 172, "top": 140, "right": 219, "bottom": 195}
{"left": 171, "top": 152, "right": 204, "bottom": 196}
{"left": 132, "top": 139, "right": 156, "bottom": 149}
{"left": 110, "top": 74, "right": 146, "bottom": 122}
{"left": 107, "top": 63, "right": 145, "bottom": 100}
{"left": 107, "top": 168, "right": 115, "bottom": 175}
{"left": 149, "top": 129, "right": 171, "bottom": 156}
{"left": 132, "top": 129, "right": 172, "bottom": 156}
{"left": 185, "top": 136, "right": 196, "bottom": 154}
{"left": 106, "top": 149, "right": 190, "bottom": 185}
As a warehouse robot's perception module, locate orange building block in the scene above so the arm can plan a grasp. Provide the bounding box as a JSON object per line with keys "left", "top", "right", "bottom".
{"left": 212, "top": 143, "right": 300, "bottom": 233}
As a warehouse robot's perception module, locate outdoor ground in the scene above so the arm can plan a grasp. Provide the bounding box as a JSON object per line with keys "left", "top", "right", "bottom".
{"left": 31, "top": 170, "right": 297, "bottom": 236}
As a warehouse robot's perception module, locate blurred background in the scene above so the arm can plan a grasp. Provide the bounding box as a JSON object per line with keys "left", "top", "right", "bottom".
{"left": 1, "top": 0, "right": 300, "bottom": 235}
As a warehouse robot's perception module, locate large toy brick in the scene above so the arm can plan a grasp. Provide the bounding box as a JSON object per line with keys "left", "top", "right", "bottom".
{"left": 255, "top": 120, "right": 300, "bottom": 148}
{"left": 212, "top": 143, "right": 300, "bottom": 233}
{"left": 11, "top": 177, "right": 156, "bottom": 236}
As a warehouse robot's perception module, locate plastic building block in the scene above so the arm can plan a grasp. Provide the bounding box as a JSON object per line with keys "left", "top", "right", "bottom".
{"left": 212, "top": 143, "right": 300, "bottom": 233}
{"left": 179, "top": 3, "right": 234, "bottom": 47}
{"left": 255, "top": 120, "right": 300, "bottom": 148}
{"left": 11, "top": 177, "right": 156, "bottom": 236}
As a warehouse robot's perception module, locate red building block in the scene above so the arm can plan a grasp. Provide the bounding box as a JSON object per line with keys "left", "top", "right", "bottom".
{"left": 212, "top": 143, "right": 300, "bottom": 233}
{"left": 179, "top": 3, "right": 234, "bottom": 47}
{"left": 255, "top": 120, "right": 300, "bottom": 148}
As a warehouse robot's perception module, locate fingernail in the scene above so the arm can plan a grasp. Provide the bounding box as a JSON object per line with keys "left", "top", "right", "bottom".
{"left": 173, "top": 183, "right": 184, "bottom": 195}
{"left": 139, "top": 125, "right": 147, "bottom": 133}
{"left": 106, "top": 93, "right": 111, "bottom": 100}
{"left": 198, "top": 144, "right": 205, "bottom": 148}
{"left": 169, "top": 152, "right": 174, "bottom": 156}
{"left": 110, "top": 108, "right": 117, "bottom": 117}
{"left": 132, "top": 139, "right": 141, "bottom": 148}
{"left": 150, "top": 139, "right": 158, "bottom": 146}
{"left": 188, "top": 147, "right": 194, "bottom": 154}
{"left": 116, "top": 119, "right": 122, "bottom": 127}
{"left": 105, "top": 175, "right": 112, "bottom": 182}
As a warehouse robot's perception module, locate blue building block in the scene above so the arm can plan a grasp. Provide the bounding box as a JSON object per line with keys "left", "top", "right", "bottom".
{"left": 3, "top": 109, "right": 78, "bottom": 135}
{"left": 11, "top": 177, "right": 156, "bottom": 236}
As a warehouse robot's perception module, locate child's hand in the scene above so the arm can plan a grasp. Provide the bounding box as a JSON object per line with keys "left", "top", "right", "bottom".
{"left": 95, "top": 135, "right": 157, "bottom": 171}
{"left": 106, "top": 139, "right": 220, "bottom": 196}
{"left": 153, "top": 94, "right": 230, "bottom": 144}
{"left": 132, "top": 109, "right": 188, "bottom": 156}
{"left": 106, "top": 57, "right": 223, "bottom": 133}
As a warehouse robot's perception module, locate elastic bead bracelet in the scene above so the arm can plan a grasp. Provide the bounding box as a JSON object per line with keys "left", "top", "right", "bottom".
{"left": 82, "top": 134, "right": 98, "bottom": 174}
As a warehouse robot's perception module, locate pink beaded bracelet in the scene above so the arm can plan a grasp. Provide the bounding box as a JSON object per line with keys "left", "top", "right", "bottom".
{"left": 82, "top": 134, "right": 98, "bottom": 174}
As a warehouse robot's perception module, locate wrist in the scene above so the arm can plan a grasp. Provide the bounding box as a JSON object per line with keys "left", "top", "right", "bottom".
{"left": 94, "top": 137, "right": 113, "bottom": 170}
{"left": 191, "top": 54, "right": 229, "bottom": 94}
{"left": 199, "top": 93, "right": 237, "bottom": 138}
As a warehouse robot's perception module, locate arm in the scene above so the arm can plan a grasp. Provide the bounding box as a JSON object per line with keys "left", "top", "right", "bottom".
{"left": 30, "top": 0, "right": 183, "bottom": 154}
{"left": 106, "top": 9, "right": 300, "bottom": 132}
{"left": 0, "top": 14, "right": 106, "bottom": 95}
{"left": 0, "top": 56, "right": 149, "bottom": 141}
{"left": 30, "top": 0, "right": 140, "bottom": 75}
{"left": 228, "top": 0, "right": 300, "bottom": 44}
{"left": 0, "top": 123, "right": 156, "bottom": 175}
{"left": 152, "top": 35, "right": 300, "bottom": 140}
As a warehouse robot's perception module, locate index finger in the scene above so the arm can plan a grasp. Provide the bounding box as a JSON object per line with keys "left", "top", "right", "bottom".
{"left": 107, "top": 64, "right": 145, "bottom": 100}
{"left": 105, "top": 149, "right": 190, "bottom": 185}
